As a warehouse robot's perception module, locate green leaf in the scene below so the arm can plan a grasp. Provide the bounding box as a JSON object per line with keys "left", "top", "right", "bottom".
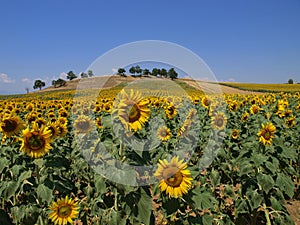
{"left": 136, "top": 187, "right": 152, "bottom": 225}
{"left": 191, "top": 189, "right": 215, "bottom": 210}
{"left": 4, "top": 181, "right": 18, "bottom": 199}
{"left": 0, "top": 158, "right": 9, "bottom": 174}
{"left": 37, "top": 184, "right": 52, "bottom": 204}
{"left": 235, "top": 198, "right": 249, "bottom": 215}
{"left": 210, "top": 169, "right": 220, "bottom": 188}
{"left": 202, "top": 213, "right": 213, "bottom": 225}
{"left": 95, "top": 175, "right": 106, "bottom": 194}
{"left": 11, "top": 205, "right": 26, "bottom": 223}
{"left": 276, "top": 173, "right": 295, "bottom": 198}
{"left": 247, "top": 190, "right": 263, "bottom": 210}
{"left": 270, "top": 196, "right": 282, "bottom": 211}
{"left": 257, "top": 174, "right": 274, "bottom": 194}
{"left": 18, "top": 170, "right": 32, "bottom": 184}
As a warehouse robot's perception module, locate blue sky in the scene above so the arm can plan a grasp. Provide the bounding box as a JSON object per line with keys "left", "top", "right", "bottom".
{"left": 0, "top": 0, "right": 300, "bottom": 94}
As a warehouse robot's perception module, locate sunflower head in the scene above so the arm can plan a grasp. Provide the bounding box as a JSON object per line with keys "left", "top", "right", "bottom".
{"left": 20, "top": 123, "right": 52, "bottom": 158}
{"left": 0, "top": 115, "right": 25, "bottom": 138}
{"left": 74, "top": 115, "right": 94, "bottom": 134}
{"left": 115, "top": 90, "right": 150, "bottom": 132}
{"left": 241, "top": 112, "right": 249, "bottom": 122}
{"left": 250, "top": 104, "right": 260, "bottom": 114}
{"left": 165, "top": 104, "right": 177, "bottom": 119}
{"left": 49, "top": 196, "right": 79, "bottom": 225}
{"left": 231, "top": 129, "right": 239, "bottom": 140}
{"left": 257, "top": 122, "right": 276, "bottom": 145}
{"left": 157, "top": 126, "right": 171, "bottom": 141}
{"left": 201, "top": 96, "right": 211, "bottom": 109}
{"left": 154, "top": 156, "right": 193, "bottom": 198}
{"left": 211, "top": 112, "right": 227, "bottom": 130}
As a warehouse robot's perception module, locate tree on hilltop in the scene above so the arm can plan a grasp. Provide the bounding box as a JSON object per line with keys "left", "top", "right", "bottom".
{"left": 168, "top": 68, "right": 178, "bottom": 80}
{"left": 33, "top": 80, "right": 46, "bottom": 90}
{"left": 88, "top": 70, "right": 94, "bottom": 77}
{"left": 67, "top": 71, "right": 77, "bottom": 80}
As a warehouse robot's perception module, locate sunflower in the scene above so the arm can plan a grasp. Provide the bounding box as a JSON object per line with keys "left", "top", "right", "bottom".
{"left": 95, "top": 117, "right": 103, "bottom": 129}
{"left": 74, "top": 115, "right": 94, "bottom": 134}
{"left": 115, "top": 90, "right": 150, "bottom": 132}
{"left": 46, "top": 122, "right": 59, "bottom": 139}
{"left": 20, "top": 123, "right": 52, "bottom": 158}
{"left": 250, "top": 104, "right": 260, "bottom": 114}
{"left": 56, "top": 123, "right": 68, "bottom": 137}
{"left": 165, "top": 104, "right": 177, "bottom": 119}
{"left": 241, "top": 112, "right": 249, "bottom": 122}
{"left": 211, "top": 112, "right": 227, "bottom": 130}
{"left": 0, "top": 115, "right": 25, "bottom": 138}
{"left": 157, "top": 126, "right": 171, "bottom": 141}
{"left": 177, "top": 120, "right": 191, "bottom": 138}
{"left": 286, "top": 115, "right": 296, "bottom": 128}
{"left": 257, "top": 122, "right": 276, "bottom": 146}
{"left": 48, "top": 196, "right": 79, "bottom": 225}
{"left": 201, "top": 96, "right": 211, "bottom": 109}
{"left": 57, "top": 117, "right": 68, "bottom": 125}
{"left": 231, "top": 129, "right": 239, "bottom": 139}
{"left": 154, "top": 156, "right": 193, "bottom": 198}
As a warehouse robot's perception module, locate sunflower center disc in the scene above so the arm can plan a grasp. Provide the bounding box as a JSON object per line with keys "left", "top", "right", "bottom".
{"left": 58, "top": 205, "right": 72, "bottom": 217}
{"left": 2, "top": 119, "right": 17, "bottom": 132}
{"left": 217, "top": 118, "right": 223, "bottom": 127}
{"left": 163, "top": 166, "right": 183, "bottom": 187}
{"left": 128, "top": 104, "right": 141, "bottom": 123}
{"left": 28, "top": 134, "right": 45, "bottom": 150}
{"left": 77, "top": 121, "right": 91, "bottom": 131}
{"left": 264, "top": 131, "right": 271, "bottom": 139}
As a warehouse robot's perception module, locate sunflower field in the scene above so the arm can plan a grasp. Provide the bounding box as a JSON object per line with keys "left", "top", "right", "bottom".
{"left": 0, "top": 82, "right": 299, "bottom": 225}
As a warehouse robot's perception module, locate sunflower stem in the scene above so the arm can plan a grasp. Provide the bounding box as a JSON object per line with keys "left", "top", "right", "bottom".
{"left": 262, "top": 203, "right": 271, "bottom": 225}
{"left": 114, "top": 191, "right": 118, "bottom": 211}
{"left": 35, "top": 163, "right": 40, "bottom": 184}
{"left": 119, "top": 141, "right": 123, "bottom": 158}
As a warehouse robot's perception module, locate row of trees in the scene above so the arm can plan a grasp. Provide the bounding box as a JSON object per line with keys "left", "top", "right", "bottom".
{"left": 117, "top": 66, "right": 178, "bottom": 80}
{"left": 32, "top": 70, "right": 95, "bottom": 90}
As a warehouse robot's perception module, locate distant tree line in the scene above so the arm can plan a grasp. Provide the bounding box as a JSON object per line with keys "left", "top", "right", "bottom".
{"left": 117, "top": 65, "right": 178, "bottom": 80}
{"left": 33, "top": 70, "right": 94, "bottom": 91}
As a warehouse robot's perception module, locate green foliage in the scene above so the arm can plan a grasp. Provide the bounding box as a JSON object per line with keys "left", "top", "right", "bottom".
{"left": 67, "top": 70, "right": 77, "bottom": 80}
{"left": 33, "top": 79, "right": 45, "bottom": 90}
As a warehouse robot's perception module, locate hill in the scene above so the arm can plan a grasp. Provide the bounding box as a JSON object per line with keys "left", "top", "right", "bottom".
{"left": 39, "top": 75, "right": 257, "bottom": 95}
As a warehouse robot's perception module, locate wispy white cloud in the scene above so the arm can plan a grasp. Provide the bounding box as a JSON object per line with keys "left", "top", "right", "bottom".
{"left": 0, "top": 73, "right": 15, "bottom": 83}
{"left": 60, "top": 72, "right": 68, "bottom": 80}
{"left": 22, "top": 78, "right": 32, "bottom": 83}
{"left": 227, "top": 77, "right": 236, "bottom": 82}
{"left": 112, "top": 68, "right": 118, "bottom": 73}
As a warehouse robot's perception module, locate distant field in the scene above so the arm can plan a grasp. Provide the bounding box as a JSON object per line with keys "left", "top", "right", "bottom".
{"left": 219, "top": 82, "right": 300, "bottom": 92}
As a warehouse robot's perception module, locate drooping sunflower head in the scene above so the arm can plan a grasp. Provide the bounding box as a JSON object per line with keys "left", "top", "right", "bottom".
{"left": 46, "top": 122, "right": 59, "bottom": 139}
{"left": 154, "top": 156, "right": 193, "bottom": 198}
{"left": 115, "top": 90, "right": 150, "bottom": 132}
{"left": 56, "top": 123, "right": 68, "bottom": 137}
{"left": 257, "top": 122, "right": 276, "bottom": 146}
{"left": 201, "top": 96, "right": 211, "bottom": 109}
{"left": 0, "top": 115, "right": 25, "bottom": 138}
{"left": 241, "top": 112, "right": 249, "bottom": 122}
{"left": 231, "top": 129, "right": 239, "bottom": 140}
{"left": 48, "top": 196, "right": 79, "bottom": 225}
{"left": 157, "top": 126, "right": 171, "bottom": 141}
{"left": 74, "top": 115, "right": 94, "bottom": 134}
{"left": 211, "top": 112, "right": 227, "bottom": 130}
{"left": 286, "top": 115, "right": 296, "bottom": 128}
{"left": 165, "top": 104, "right": 177, "bottom": 119}
{"left": 95, "top": 117, "right": 103, "bottom": 129}
{"left": 20, "top": 123, "right": 52, "bottom": 158}
{"left": 250, "top": 104, "right": 260, "bottom": 114}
